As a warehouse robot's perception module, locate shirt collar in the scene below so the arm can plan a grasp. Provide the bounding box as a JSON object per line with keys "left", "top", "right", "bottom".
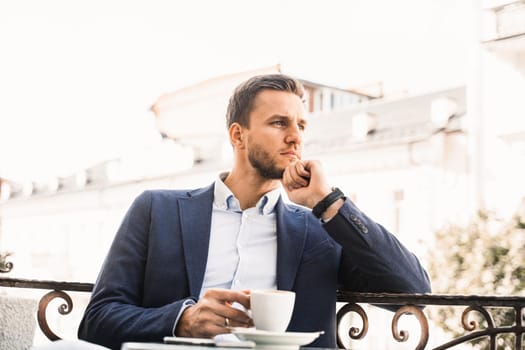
{"left": 214, "top": 172, "right": 280, "bottom": 215}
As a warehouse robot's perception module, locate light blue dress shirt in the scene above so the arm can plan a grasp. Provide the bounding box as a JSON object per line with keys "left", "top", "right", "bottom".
{"left": 172, "top": 173, "right": 280, "bottom": 336}
{"left": 201, "top": 173, "right": 280, "bottom": 296}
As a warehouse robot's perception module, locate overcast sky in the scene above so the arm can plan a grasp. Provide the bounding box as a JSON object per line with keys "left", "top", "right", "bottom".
{"left": 0, "top": 0, "right": 473, "bottom": 180}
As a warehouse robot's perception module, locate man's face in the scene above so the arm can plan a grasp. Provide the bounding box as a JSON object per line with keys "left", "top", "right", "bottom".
{"left": 243, "top": 89, "right": 306, "bottom": 179}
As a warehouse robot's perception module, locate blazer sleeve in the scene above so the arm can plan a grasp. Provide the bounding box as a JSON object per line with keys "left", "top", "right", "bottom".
{"left": 323, "top": 199, "right": 431, "bottom": 294}
{"left": 78, "top": 191, "right": 194, "bottom": 350}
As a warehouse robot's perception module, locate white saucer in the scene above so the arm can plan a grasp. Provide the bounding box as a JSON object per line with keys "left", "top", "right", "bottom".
{"left": 230, "top": 328, "right": 323, "bottom": 350}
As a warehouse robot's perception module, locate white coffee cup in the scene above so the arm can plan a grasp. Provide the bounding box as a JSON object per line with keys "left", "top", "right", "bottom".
{"left": 250, "top": 289, "right": 296, "bottom": 332}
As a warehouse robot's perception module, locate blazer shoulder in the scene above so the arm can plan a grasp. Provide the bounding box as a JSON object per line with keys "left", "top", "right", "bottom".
{"left": 279, "top": 200, "right": 324, "bottom": 231}
{"left": 280, "top": 200, "right": 310, "bottom": 215}
{"left": 138, "top": 183, "right": 214, "bottom": 201}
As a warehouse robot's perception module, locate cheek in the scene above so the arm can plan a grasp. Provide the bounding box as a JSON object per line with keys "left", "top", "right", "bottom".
{"left": 250, "top": 131, "right": 280, "bottom": 145}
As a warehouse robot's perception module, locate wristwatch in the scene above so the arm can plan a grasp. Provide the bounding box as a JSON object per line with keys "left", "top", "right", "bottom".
{"left": 312, "top": 187, "right": 345, "bottom": 218}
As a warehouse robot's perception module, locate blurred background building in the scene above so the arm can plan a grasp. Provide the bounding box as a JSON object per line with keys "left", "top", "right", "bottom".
{"left": 0, "top": 64, "right": 465, "bottom": 282}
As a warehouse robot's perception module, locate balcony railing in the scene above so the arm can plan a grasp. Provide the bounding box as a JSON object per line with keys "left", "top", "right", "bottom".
{"left": 0, "top": 276, "right": 93, "bottom": 341}
{"left": 336, "top": 290, "right": 524, "bottom": 350}
{"left": 1, "top": 275, "right": 524, "bottom": 349}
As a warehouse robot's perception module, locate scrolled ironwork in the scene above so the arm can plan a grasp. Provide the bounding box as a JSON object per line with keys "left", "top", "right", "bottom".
{"left": 461, "top": 305, "right": 495, "bottom": 331}
{"left": 0, "top": 260, "right": 13, "bottom": 273}
{"left": 434, "top": 305, "right": 523, "bottom": 350}
{"left": 1, "top": 279, "right": 525, "bottom": 347}
{"left": 336, "top": 302, "right": 369, "bottom": 349}
{"left": 0, "top": 277, "right": 94, "bottom": 341}
{"left": 37, "top": 290, "right": 74, "bottom": 341}
{"left": 391, "top": 305, "right": 429, "bottom": 350}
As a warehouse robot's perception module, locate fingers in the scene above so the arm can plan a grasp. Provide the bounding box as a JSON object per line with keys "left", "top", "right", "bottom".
{"left": 177, "top": 289, "right": 252, "bottom": 337}
{"left": 282, "top": 160, "right": 333, "bottom": 208}
{"left": 218, "top": 303, "right": 252, "bottom": 327}
{"left": 224, "top": 312, "right": 254, "bottom": 328}
{"left": 206, "top": 290, "right": 252, "bottom": 327}
{"left": 205, "top": 289, "right": 251, "bottom": 310}
{"left": 292, "top": 161, "right": 311, "bottom": 184}
{"left": 283, "top": 161, "right": 310, "bottom": 190}
{"left": 200, "top": 290, "right": 250, "bottom": 321}
{"left": 175, "top": 301, "right": 219, "bottom": 338}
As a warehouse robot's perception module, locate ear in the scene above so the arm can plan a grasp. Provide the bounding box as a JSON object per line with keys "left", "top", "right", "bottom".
{"left": 228, "top": 123, "right": 245, "bottom": 149}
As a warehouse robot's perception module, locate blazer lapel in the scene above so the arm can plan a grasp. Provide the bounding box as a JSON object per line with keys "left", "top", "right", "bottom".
{"left": 178, "top": 184, "right": 214, "bottom": 297}
{"left": 276, "top": 199, "right": 307, "bottom": 291}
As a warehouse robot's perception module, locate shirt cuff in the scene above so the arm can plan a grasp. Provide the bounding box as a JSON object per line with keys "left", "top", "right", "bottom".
{"left": 321, "top": 215, "right": 335, "bottom": 223}
{"left": 172, "top": 299, "right": 196, "bottom": 336}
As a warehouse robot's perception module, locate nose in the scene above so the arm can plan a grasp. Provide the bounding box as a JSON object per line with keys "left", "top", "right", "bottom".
{"left": 285, "top": 124, "right": 303, "bottom": 145}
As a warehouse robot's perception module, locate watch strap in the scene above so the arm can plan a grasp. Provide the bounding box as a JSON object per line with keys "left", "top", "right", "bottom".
{"left": 311, "top": 187, "right": 345, "bottom": 218}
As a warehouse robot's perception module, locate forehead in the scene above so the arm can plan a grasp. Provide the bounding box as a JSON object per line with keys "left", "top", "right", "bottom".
{"left": 251, "top": 89, "right": 306, "bottom": 118}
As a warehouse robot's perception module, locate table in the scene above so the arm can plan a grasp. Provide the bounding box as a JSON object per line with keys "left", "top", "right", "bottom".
{"left": 122, "top": 344, "right": 214, "bottom": 350}
{"left": 121, "top": 343, "right": 328, "bottom": 350}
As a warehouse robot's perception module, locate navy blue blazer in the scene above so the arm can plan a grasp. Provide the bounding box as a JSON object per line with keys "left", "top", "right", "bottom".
{"left": 78, "top": 184, "right": 431, "bottom": 349}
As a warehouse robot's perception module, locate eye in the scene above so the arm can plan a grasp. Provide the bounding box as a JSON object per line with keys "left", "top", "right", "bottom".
{"left": 272, "top": 120, "right": 287, "bottom": 127}
{"left": 298, "top": 123, "right": 306, "bottom": 131}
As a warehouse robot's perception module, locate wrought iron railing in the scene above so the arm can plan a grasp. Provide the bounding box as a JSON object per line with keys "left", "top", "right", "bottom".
{"left": 0, "top": 276, "right": 93, "bottom": 341}
{"left": 1, "top": 272, "right": 524, "bottom": 349}
{"left": 336, "top": 291, "right": 525, "bottom": 349}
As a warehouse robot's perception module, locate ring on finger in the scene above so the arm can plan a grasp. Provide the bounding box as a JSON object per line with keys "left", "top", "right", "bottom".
{"left": 224, "top": 317, "right": 230, "bottom": 327}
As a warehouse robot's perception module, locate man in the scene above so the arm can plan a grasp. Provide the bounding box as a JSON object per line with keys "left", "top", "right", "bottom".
{"left": 78, "top": 74, "right": 431, "bottom": 349}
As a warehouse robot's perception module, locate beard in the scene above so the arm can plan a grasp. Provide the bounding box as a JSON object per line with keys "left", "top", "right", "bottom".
{"left": 248, "top": 142, "right": 284, "bottom": 180}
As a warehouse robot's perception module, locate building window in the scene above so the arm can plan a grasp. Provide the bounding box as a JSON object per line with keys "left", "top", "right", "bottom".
{"left": 393, "top": 189, "right": 404, "bottom": 233}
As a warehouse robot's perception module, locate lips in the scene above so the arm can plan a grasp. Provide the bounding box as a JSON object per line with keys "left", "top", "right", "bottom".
{"left": 280, "top": 151, "right": 300, "bottom": 159}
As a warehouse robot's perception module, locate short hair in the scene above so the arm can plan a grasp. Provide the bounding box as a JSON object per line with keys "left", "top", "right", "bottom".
{"left": 226, "top": 74, "right": 305, "bottom": 129}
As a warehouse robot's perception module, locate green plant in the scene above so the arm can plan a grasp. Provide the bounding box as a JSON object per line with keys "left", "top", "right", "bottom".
{"left": 427, "top": 202, "right": 525, "bottom": 349}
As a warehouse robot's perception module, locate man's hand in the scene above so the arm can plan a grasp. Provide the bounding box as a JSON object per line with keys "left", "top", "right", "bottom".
{"left": 282, "top": 160, "right": 343, "bottom": 220}
{"left": 175, "top": 289, "right": 253, "bottom": 338}
{"left": 282, "top": 160, "right": 331, "bottom": 208}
